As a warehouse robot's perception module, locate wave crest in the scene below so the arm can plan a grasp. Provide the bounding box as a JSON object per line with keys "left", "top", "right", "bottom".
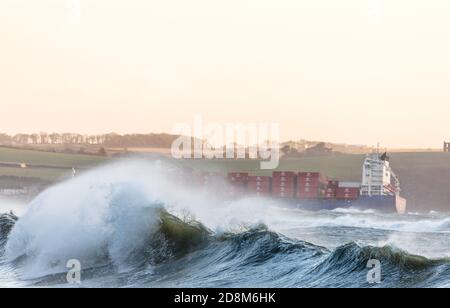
{"left": 0, "top": 213, "right": 18, "bottom": 250}
{"left": 328, "top": 242, "right": 444, "bottom": 270}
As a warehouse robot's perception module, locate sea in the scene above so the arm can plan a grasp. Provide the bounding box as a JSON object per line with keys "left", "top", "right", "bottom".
{"left": 0, "top": 160, "right": 449, "bottom": 288}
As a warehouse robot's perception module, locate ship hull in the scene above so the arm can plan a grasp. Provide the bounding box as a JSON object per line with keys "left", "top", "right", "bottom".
{"left": 280, "top": 195, "right": 407, "bottom": 214}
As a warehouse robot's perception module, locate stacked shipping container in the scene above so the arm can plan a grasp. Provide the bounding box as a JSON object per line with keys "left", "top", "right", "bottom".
{"left": 336, "top": 182, "right": 360, "bottom": 200}
{"left": 297, "top": 172, "right": 328, "bottom": 199}
{"left": 247, "top": 176, "right": 272, "bottom": 197}
{"left": 272, "top": 171, "right": 296, "bottom": 198}
{"left": 323, "top": 180, "right": 339, "bottom": 199}
{"left": 207, "top": 171, "right": 364, "bottom": 201}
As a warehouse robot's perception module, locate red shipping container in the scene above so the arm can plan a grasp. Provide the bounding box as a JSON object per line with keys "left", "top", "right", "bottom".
{"left": 273, "top": 174, "right": 294, "bottom": 181}
{"left": 273, "top": 171, "right": 296, "bottom": 178}
{"left": 272, "top": 187, "right": 295, "bottom": 193}
{"left": 298, "top": 172, "right": 319, "bottom": 177}
{"left": 299, "top": 176, "right": 315, "bottom": 182}
{"left": 297, "top": 191, "right": 319, "bottom": 199}
{"left": 297, "top": 186, "right": 318, "bottom": 193}
{"left": 273, "top": 176, "right": 295, "bottom": 182}
{"left": 249, "top": 182, "right": 269, "bottom": 188}
{"left": 248, "top": 176, "right": 271, "bottom": 183}
{"left": 273, "top": 180, "right": 295, "bottom": 188}
{"left": 248, "top": 177, "right": 271, "bottom": 196}
{"left": 322, "top": 193, "right": 336, "bottom": 199}
{"left": 273, "top": 181, "right": 295, "bottom": 188}
{"left": 273, "top": 190, "right": 295, "bottom": 198}
{"left": 251, "top": 183, "right": 270, "bottom": 190}
{"left": 298, "top": 172, "right": 327, "bottom": 186}
{"left": 228, "top": 172, "right": 249, "bottom": 182}
{"left": 328, "top": 180, "right": 339, "bottom": 188}
{"left": 297, "top": 182, "right": 326, "bottom": 196}
{"left": 249, "top": 184, "right": 270, "bottom": 192}
{"left": 298, "top": 180, "right": 321, "bottom": 188}
{"left": 325, "top": 187, "right": 336, "bottom": 194}
{"left": 336, "top": 187, "right": 359, "bottom": 200}
{"left": 273, "top": 193, "right": 296, "bottom": 198}
{"left": 273, "top": 185, "right": 294, "bottom": 192}
{"left": 337, "top": 187, "right": 359, "bottom": 193}
{"left": 273, "top": 175, "right": 294, "bottom": 181}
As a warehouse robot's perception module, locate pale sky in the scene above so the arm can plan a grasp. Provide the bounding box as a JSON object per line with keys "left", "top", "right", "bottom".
{"left": 1, "top": 0, "right": 450, "bottom": 148}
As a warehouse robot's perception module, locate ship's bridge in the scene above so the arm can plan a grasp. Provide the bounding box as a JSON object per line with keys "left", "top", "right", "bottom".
{"left": 360, "top": 153, "right": 398, "bottom": 196}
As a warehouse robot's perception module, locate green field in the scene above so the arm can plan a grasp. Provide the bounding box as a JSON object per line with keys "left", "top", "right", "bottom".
{"left": 0, "top": 166, "right": 69, "bottom": 181}
{"left": 0, "top": 147, "right": 109, "bottom": 181}
{"left": 3, "top": 146, "right": 448, "bottom": 179}
{"left": 0, "top": 147, "right": 108, "bottom": 168}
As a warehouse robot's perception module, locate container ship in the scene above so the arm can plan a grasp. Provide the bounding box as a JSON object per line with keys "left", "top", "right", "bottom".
{"left": 191, "top": 152, "right": 407, "bottom": 214}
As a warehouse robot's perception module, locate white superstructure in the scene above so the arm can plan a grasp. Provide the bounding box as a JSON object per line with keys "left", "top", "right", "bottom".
{"left": 360, "top": 152, "right": 400, "bottom": 196}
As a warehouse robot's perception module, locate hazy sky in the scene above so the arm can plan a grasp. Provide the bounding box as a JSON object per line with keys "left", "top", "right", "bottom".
{"left": 1, "top": 0, "right": 450, "bottom": 148}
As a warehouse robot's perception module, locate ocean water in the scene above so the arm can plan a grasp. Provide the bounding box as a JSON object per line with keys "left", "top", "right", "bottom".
{"left": 0, "top": 160, "right": 449, "bottom": 288}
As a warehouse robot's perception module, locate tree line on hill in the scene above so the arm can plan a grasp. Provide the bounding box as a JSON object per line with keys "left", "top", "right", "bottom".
{"left": 0, "top": 133, "right": 179, "bottom": 148}
{"left": 281, "top": 142, "right": 336, "bottom": 157}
